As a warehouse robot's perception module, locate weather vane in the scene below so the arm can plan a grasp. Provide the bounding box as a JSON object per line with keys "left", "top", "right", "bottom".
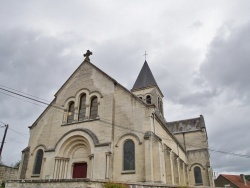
{"left": 143, "top": 51, "right": 148, "bottom": 61}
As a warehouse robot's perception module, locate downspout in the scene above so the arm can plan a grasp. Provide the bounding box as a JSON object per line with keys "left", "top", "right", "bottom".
{"left": 111, "top": 81, "right": 116, "bottom": 180}
{"left": 183, "top": 133, "right": 186, "bottom": 151}
{"left": 152, "top": 112, "right": 155, "bottom": 134}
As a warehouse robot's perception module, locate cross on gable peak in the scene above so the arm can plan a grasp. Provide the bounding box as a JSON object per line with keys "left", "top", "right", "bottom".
{"left": 83, "top": 50, "right": 93, "bottom": 61}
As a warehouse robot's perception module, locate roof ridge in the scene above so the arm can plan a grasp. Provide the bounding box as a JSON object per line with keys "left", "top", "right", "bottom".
{"left": 167, "top": 115, "right": 202, "bottom": 124}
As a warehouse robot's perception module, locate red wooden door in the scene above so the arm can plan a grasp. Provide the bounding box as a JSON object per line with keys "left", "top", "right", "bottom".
{"left": 72, "top": 163, "right": 87, "bottom": 178}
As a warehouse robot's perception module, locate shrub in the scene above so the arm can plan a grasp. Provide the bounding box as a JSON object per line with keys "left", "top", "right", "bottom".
{"left": 104, "top": 182, "right": 129, "bottom": 188}
{"left": 0, "top": 182, "right": 5, "bottom": 188}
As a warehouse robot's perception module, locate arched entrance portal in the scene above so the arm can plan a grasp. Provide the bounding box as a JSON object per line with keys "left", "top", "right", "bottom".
{"left": 54, "top": 135, "right": 92, "bottom": 179}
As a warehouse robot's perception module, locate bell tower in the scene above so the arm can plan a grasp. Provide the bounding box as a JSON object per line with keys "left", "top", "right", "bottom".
{"left": 131, "top": 61, "right": 164, "bottom": 116}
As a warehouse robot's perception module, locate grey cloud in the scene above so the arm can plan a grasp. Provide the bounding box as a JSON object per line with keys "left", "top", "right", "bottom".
{"left": 200, "top": 22, "right": 250, "bottom": 103}
{"left": 189, "top": 21, "right": 203, "bottom": 29}
{"left": 178, "top": 89, "right": 219, "bottom": 106}
{"left": 92, "top": 32, "right": 159, "bottom": 88}
{"left": 0, "top": 28, "right": 82, "bottom": 98}
{"left": 211, "top": 152, "right": 250, "bottom": 173}
{"left": 0, "top": 27, "right": 85, "bottom": 164}
{"left": 154, "top": 46, "right": 213, "bottom": 107}
{"left": 206, "top": 106, "right": 250, "bottom": 174}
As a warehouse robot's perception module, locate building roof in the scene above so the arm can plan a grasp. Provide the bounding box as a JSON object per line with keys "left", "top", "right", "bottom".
{"left": 166, "top": 115, "right": 206, "bottom": 134}
{"left": 132, "top": 61, "right": 158, "bottom": 90}
{"left": 219, "top": 174, "right": 250, "bottom": 188}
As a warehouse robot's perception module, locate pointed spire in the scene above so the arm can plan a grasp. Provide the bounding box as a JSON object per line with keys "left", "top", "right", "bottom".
{"left": 132, "top": 61, "right": 158, "bottom": 90}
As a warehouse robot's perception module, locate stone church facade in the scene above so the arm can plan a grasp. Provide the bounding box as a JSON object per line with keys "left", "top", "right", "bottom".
{"left": 19, "top": 52, "right": 214, "bottom": 187}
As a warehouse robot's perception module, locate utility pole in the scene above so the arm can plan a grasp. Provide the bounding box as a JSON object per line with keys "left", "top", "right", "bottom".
{"left": 0, "top": 124, "right": 9, "bottom": 158}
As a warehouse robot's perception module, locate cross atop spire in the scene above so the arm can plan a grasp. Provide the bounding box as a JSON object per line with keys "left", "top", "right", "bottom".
{"left": 143, "top": 51, "right": 148, "bottom": 61}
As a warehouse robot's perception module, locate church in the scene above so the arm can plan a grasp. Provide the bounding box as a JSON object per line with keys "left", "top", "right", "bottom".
{"left": 18, "top": 51, "right": 214, "bottom": 187}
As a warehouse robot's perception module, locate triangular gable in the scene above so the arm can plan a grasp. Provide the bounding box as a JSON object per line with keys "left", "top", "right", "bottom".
{"left": 29, "top": 58, "right": 154, "bottom": 128}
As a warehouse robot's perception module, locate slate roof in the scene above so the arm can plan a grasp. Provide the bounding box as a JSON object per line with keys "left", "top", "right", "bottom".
{"left": 132, "top": 61, "right": 158, "bottom": 90}
{"left": 218, "top": 174, "right": 250, "bottom": 188}
{"left": 166, "top": 115, "right": 206, "bottom": 134}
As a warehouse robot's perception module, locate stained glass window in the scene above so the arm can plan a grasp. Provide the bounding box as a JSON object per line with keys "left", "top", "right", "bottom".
{"left": 33, "top": 149, "right": 43, "bottom": 174}
{"left": 90, "top": 97, "right": 98, "bottom": 119}
{"left": 123, "top": 140, "right": 135, "bottom": 171}
{"left": 194, "top": 166, "right": 203, "bottom": 184}
{"left": 78, "top": 94, "right": 86, "bottom": 121}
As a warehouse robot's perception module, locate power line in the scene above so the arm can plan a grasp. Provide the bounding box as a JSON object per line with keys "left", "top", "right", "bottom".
{"left": 0, "top": 91, "right": 48, "bottom": 108}
{"left": 1, "top": 85, "right": 249, "bottom": 159}
{"left": 208, "top": 148, "right": 250, "bottom": 158}
{"left": 8, "top": 128, "right": 29, "bottom": 139}
{"left": 0, "top": 84, "right": 51, "bottom": 103}
{"left": 0, "top": 120, "right": 7, "bottom": 126}
{"left": 0, "top": 87, "right": 50, "bottom": 106}
{"left": 0, "top": 87, "right": 63, "bottom": 110}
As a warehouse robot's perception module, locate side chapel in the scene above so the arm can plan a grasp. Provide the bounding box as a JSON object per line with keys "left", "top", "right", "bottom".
{"left": 19, "top": 51, "right": 214, "bottom": 186}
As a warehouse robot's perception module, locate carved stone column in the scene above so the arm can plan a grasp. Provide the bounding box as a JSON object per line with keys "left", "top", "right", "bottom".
{"left": 170, "top": 150, "right": 174, "bottom": 185}
{"left": 62, "top": 109, "right": 68, "bottom": 124}
{"left": 105, "top": 152, "right": 112, "bottom": 179}
{"left": 165, "top": 147, "right": 172, "bottom": 184}
{"left": 73, "top": 107, "right": 78, "bottom": 122}
{"left": 144, "top": 132, "right": 154, "bottom": 182}
{"left": 53, "top": 157, "right": 69, "bottom": 179}
{"left": 159, "top": 142, "right": 166, "bottom": 183}
{"left": 89, "top": 154, "right": 94, "bottom": 179}
{"left": 177, "top": 157, "right": 181, "bottom": 185}
{"left": 53, "top": 158, "right": 58, "bottom": 179}
{"left": 85, "top": 104, "right": 90, "bottom": 119}
{"left": 182, "top": 161, "right": 187, "bottom": 185}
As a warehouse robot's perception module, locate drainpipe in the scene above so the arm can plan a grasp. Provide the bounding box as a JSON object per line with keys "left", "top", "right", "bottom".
{"left": 152, "top": 113, "right": 155, "bottom": 134}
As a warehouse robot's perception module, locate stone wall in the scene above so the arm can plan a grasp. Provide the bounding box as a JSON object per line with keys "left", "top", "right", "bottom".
{"left": 6, "top": 179, "right": 215, "bottom": 188}
{"left": 0, "top": 165, "right": 18, "bottom": 184}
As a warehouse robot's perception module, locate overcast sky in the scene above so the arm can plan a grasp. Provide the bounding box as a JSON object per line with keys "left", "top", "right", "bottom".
{"left": 0, "top": 0, "right": 250, "bottom": 176}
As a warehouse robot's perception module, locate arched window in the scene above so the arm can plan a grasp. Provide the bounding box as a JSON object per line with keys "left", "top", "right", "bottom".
{"left": 90, "top": 96, "right": 98, "bottom": 119}
{"left": 194, "top": 166, "right": 203, "bottom": 185}
{"left": 160, "top": 101, "right": 163, "bottom": 113}
{"left": 139, "top": 97, "right": 142, "bottom": 100}
{"left": 33, "top": 149, "right": 43, "bottom": 175}
{"left": 158, "top": 98, "right": 163, "bottom": 113}
{"left": 123, "top": 140, "right": 135, "bottom": 171}
{"left": 146, "top": 95, "right": 151, "bottom": 104}
{"left": 67, "top": 101, "right": 75, "bottom": 123}
{"left": 158, "top": 97, "right": 162, "bottom": 112}
{"left": 78, "top": 94, "right": 86, "bottom": 121}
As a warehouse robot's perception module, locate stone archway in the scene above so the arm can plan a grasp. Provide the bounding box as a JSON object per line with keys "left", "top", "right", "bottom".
{"left": 53, "top": 135, "right": 92, "bottom": 179}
